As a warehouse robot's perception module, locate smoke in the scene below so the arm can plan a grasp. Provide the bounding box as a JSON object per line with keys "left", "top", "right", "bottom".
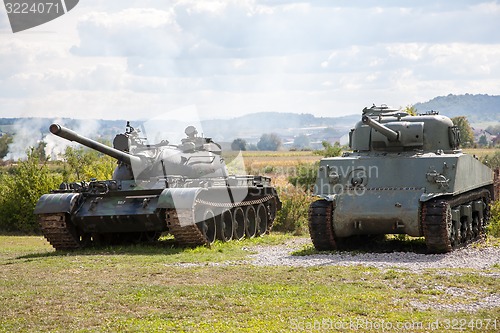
{"left": 6, "top": 118, "right": 45, "bottom": 160}
{"left": 5, "top": 118, "right": 102, "bottom": 161}
{"left": 44, "top": 118, "right": 101, "bottom": 160}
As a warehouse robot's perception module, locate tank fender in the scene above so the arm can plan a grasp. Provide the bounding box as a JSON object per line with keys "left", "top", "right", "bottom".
{"left": 157, "top": 188, "right": 206, "bottom": 209}
{"left": 315, "top": 194, "right": 337, "bottom": 206}
{"left": 420, "top": 193, "right": 451, "bottom": 202}
{"left": 34, "top": 193, "right": 81, "bottom": 214}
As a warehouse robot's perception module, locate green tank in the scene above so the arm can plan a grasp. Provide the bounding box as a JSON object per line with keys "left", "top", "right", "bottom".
{"left": 308, "top": 105, "right": 495, "bottom": 253}
{"left": 34, "top": 122, "right": 280, "bottom": 250}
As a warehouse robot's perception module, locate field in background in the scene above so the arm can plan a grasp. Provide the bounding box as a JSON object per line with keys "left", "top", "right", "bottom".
{"left": 238, "top": 148, "right": 499, "bottom": 180}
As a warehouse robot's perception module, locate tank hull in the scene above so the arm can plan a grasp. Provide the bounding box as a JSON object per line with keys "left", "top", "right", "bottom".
{"left": 313, "top": 152, "right": 493, "bottom": 238}
{"left": 309, "top": 151, "right": 493, "bottom": 253}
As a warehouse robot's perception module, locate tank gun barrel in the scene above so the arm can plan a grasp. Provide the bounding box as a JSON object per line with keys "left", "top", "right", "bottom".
{"left": 49, "top": 123, "right": 142, "bottom": 165}
{"left": 361, "top": 115, "right": 399, "bottom": 141}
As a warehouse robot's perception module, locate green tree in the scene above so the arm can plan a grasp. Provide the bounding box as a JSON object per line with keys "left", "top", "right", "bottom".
{"left": 451, "top": 116, "right": 474, "bottom": 147}
{"left": 403, "top": 105, "right": 417, "bottom": 116}
{"left": 0, "top": 149, "right": 62, "bottom": 233}
{"left": 257, "top": 133, "right": 282, "bottom": 151}
{"left": 478, "top": 134, "right": 488, "bottom": 147}
{"left": 34, "top": 141, "right": 47, "bottom": 162}
{"left": 487, "top": 200, "right": 500, "bottom": 237}
{"left": 62, "top": 146, "right": 115, "bottom": 182}
{"left": 231, "top": 138, "right": 247, "bottom": 151}
{"left": 0, "top": 134, "right": 13, "bottom": 159}
{"left": 314, "top": 141, "right": 342, "bottom": 158}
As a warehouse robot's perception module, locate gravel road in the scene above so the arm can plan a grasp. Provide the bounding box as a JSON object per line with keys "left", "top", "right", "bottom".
{"left": 247, "top": 237, "right": 500, "bottom": 271}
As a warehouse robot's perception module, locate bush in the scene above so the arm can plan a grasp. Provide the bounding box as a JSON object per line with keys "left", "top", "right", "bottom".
{"left": 273, "top": 186, "right": 313, "bottom": 235}
{"left": 0, "top": 150, "right": 62, "bottom": 233}
{"left": 314, "top": 141, "right": 342, "bottom": 158}
{"left": 62, "top": 146, "right": 115, "bottom": 182}
{"left": 481, "top": 151, "right": 500, "bottom": 170}
{"left": 488, "top": 200, "right": 500, "bottom": 237}
{"left": 287, "top": 162, "right": 318, "bottom": 192}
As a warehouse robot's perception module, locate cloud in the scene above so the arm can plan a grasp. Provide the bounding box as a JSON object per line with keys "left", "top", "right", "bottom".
{"left": 71, "top": 8, "right": 183, "bottom": 57}
{"left": 1, "top": 0, "right": 500, "bottom": 120}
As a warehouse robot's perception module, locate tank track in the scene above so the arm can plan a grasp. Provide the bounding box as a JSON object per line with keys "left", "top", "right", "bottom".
{"left": 166, "top": 209, "right": 209, "bottom": 247}
{"left": 308, "top": 200, "right": 337, "bottom": 251}
{"left": 38, "top": 213, "right": 81, "bottom": 250}
{"left": 167, "top": 195, "right": 277, "bottom": 247}
{"left": 422, "top": 189, "right": 491, "bottom": 254}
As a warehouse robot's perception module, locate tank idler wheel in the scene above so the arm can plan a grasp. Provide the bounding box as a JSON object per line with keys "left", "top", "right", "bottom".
{"left": 233, "top": 207, "right": 246, "bottom": 240}
{"left": 255, "top": 203, "right": 268, "bottom": 236}
{"left": 216, "top": 209, "right": 234, "bottom": 242}
{"left": 245, "top": 205, "right": 257, "bottom": 238}
{"left": 196, "top": 208, "right": 217, "bottom": 245}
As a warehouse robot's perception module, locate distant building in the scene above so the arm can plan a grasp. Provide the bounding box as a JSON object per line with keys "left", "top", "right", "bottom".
{"left": 472, "top": 128, "right": 494, "bottom": 146}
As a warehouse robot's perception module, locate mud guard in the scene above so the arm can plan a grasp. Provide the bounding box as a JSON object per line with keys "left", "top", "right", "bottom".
{"left": 157, "top": 188, "right": 206, "bottom": 210}
{"left": 33, "top": 193, "right": 81, "bottom": 214}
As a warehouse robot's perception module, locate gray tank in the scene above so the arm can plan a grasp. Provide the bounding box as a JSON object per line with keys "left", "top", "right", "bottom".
{"left": 34, "top": 122, "right": 281, "bottom": 250}
{"left": 308, "top": 105, "right": 495, "bottom": 253}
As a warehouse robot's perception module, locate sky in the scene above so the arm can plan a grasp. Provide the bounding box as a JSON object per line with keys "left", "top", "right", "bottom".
{"left": 1, "top": 0, "right": 500, "bottom": 121}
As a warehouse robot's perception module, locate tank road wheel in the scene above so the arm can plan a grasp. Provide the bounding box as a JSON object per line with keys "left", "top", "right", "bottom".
{"left": 216, "top": 209, "right": 234, "bottom": 242}
{"left": 255, "top": 203, "right": 268, "bottom": 236}
{"left": 308, "top": 200, "right": 337, "bottom": 251}
{"left": 233, "top": 207, "right": 246, "bottom": 240}
{"left": 449, "top": 208, "right": 461, "bottom": 248}
{"left": 245, "top": 205, "right": 257, "bottom": 238}
{"left": 196, "top": 208, "right": 217, "bottom": 245}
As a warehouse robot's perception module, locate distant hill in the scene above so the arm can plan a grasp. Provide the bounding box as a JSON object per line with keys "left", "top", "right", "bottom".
{"left": 1, "top": 94, "right": 498, "bottom": 147}
{"left": 414, "top": 94, "right": 500, "bottom": 123}
{"left": 201, "top": 112, "right": 358, "bottom": 141}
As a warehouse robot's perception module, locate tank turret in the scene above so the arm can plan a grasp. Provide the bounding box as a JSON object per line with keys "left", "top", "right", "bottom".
{"left": 350, "top": 105, "right": 460, "bottom": 152}
{"left": 50, "top": 123, "right": 142, "bottom": 166}
{"left": 50, "top": 122, "right": 229, "bottom": 181}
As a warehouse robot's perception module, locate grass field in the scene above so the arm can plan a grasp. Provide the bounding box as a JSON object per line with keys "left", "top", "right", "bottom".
{"left": 1, "top": 235, "right": 499, "bottom": 333}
